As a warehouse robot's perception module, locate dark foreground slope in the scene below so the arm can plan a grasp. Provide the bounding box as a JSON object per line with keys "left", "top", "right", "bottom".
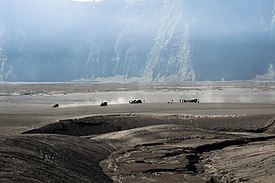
{"left": 2, "top": 122, "right": 275, "bottom": 183}
{"left": 0, "top": 135, "right": 112, "bottom": 183}
{"left": 93, "top": 125, "right": 275, "bottom": 183}
{"left": 1, "top": 113, "right": 275, "bottom": 183}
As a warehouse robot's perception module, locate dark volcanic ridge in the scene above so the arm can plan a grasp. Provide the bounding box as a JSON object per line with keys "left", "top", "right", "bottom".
{"left": 2, "top": 114, "right": 275, "bottom": 183}
{"left": 23, "top": 113, "right": 275, "bottom": 136}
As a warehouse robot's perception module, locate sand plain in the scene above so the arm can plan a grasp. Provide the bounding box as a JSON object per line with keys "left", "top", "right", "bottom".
{"left": 0, "top": 81, "right": 275, "bottom": 182}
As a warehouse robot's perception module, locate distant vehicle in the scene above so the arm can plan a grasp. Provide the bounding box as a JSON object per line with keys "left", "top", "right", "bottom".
{"left": 129, "top": 99, "right": 143, "bottom": 104}
{"left": 183, "top": 98, "right": 199, "bottom": 103}
{"left": 100, "top": 102, "right": 108, "bottom": 106}
{"left": 52, "top": 104, "right": 59, "bottom": 108}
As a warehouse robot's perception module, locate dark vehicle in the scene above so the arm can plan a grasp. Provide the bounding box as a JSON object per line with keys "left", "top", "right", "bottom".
{"left": 129, "top": 99, "right": 143, "bottom": 104}
{"left": 183, "top": 98, "right": 199, "bottom": 103}
{"left": 100, "top": 102, "right": 108, "bottom": 106}
{"left": 52, "top": 104, "right": 59, "bottom": 108}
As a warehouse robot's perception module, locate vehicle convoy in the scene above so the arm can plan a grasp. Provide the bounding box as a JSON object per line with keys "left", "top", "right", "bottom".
{"left": 183, "top": 98, "right": 199, "bottom": 103}
{"left": 129, "top": 99, "right": 143, "bottom": 104}
{"left": 100, "top": 102, "right": 108, "bottom": 106}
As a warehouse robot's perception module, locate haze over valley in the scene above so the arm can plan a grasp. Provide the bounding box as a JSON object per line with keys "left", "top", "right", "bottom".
{"left": 0, "top": 0, "right": 274, "bottom": 82}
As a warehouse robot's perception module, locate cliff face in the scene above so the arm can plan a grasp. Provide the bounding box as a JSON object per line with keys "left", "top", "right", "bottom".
{"left": 86, "top": 0, "right": 195, "bottom": 81}
{"left": 0, "top": 19, "right": 6, "bottom": 81}
{"left": 0, "top": 0, "right": 274, "bottom": 82}
{"left": 271, "top": 0, "right": 275, "bottom": 68}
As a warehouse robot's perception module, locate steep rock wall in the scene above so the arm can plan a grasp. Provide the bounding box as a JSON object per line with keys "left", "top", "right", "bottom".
{"left": 0, "top": 0, "right": 274, "bottom": 82}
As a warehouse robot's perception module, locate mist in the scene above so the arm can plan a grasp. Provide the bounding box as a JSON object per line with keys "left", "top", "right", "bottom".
{"left": 0, "top": 0, "right": 274, "bottom": 82}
